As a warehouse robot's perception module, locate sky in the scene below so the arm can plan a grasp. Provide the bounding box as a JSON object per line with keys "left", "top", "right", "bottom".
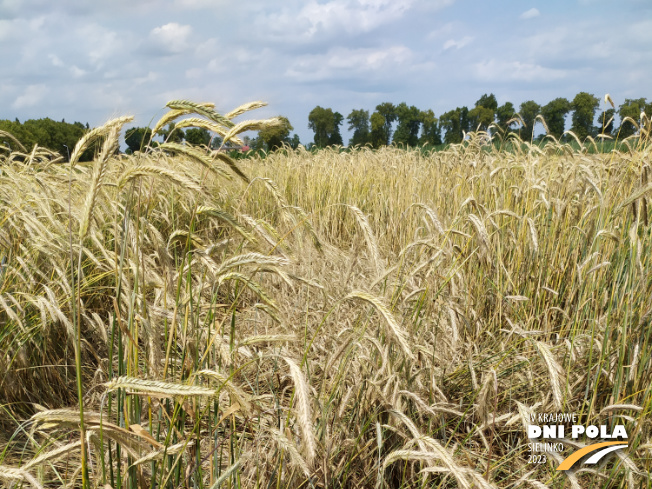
{"left": 1, "top": 0, "right": 651, "bottom": 145}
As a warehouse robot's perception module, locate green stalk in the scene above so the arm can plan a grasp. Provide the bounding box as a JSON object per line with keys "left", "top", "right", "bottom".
{"left": 69, "top": 158, "right": 89, "bottom": 489}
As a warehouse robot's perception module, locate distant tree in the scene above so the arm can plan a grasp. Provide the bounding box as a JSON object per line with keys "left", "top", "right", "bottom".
{"left": 210, "top": 135, "right": 224, "bottom": 149}
{"left": 0, "top": 119, "right": 37, "bottom": 151}
{"left": 308, "top": 106, "right": 330, "bottom": 147}
{"left": 541, "top": 98, "right": 571, "bottom": 139}
{"left": 459, "top": 107, "right": 470, "bottom": 135}
{"left": 467, "top": 106, "right": 494, "bottom": 131}
{"left": 440, "top": 108, "right": 469, "bottom": 144}
{"left": 374, "top": 102, "right": 397, "bottom": 145}
{"left": 158, "top": 122, "right": 184, "bottom": 143}
{"left": 495, "top": 102, "right": 516, "bottom": 134}
{"left": 21, "top": 117, "right": 92, "bottom": 160}
{"left": 469, "top": 93, "right": 498, "bottom": 132}
{"left": 519, "top": 100, "right": 540, "bottom": 142}
{"left": 439, "top": 109, "right": 460, "bottom": 144}
{"left": 184, "top": 127, "right": 211, "bottom": 147}
{"left": 125, "top": 127, "right": 153, "bottom": 153}
{"left": 247, "top": 136, "right": 263, "bottom": 151}
{"left": 347, "top": 109, "right": 370, "bottom": 146}
{"left": 618, "top": 98, "right": 646, "bottom": 138}
{"left": 419, "top": 109, "right": 441, "bottom": 146}
{"left": 475, "top": 93, "right": 498, "bottom": 112}
{"left": 597, "top": 109, "right": 615, "bottom": 136}
{"left": 369, "top": 112, "right": 386, "bottom": 148}
{"left": 392, "top": 103, "right": 422, "bottom": 146}
{"left": 308, "top": 106, "right": 340, "bottom": 148}
{"left": 328, "top": 112, "right": 344, "bottom": 146}
{"left": 259, "top": 116, "right": 293, "bottom": 151}
{"left": 289, "top": 134, "right": 301, "bottom": 149}
{"left": 571, "top": 92, "right": 599, "bottom": 139}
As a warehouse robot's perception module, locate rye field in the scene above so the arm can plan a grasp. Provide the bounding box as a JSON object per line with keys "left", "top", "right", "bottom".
{"left": 0, "top": 101, "right": 650, "bottom": 488}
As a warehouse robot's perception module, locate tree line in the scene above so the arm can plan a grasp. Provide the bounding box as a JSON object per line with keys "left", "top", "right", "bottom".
{"left": 307, "top": 93, "right": 652, "bottom": 149}
{"left": 121, "top": 94, "right": 651, "bottom": 152}
{"left": 0, "top": 117, "right": 95, "bottom": 161}
{"left": 124, "top": 118, "right": 301, "bottom": 154}
{"left": 2, "top": 94, "right": 649, "bottom": 159}
{"left": 0, "top": 116, "right": 300, "bottom": 158}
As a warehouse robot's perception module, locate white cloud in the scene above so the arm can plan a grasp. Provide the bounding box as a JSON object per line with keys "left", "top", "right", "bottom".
{"left": 286, "top": 45, "right": 414, "bottom": 82}
{"left": 29, "top": 16, "right": 46, "bottom": 30}
{"left": 194, "top": 37, "right": 219, "bottom": 58}
{"left": 474, "top": 59, "right": 567, "bottom": 82}
{"left": 174, "top": 0, "right": 227, "bottom": 8}
{"left": 443, "top": 36, "right": 473, "bottom": 50}
{"left": 75, "top": 24, "right": 121, "bottom": 67}
{"left": 0, "top": 0, "right": 21, "bottom": 17}
{"left": 261, "top": 0, "right": 415, "bottom": 42}
{"left": 0, "top": 18, "right": 26, "bottom": 42}
{"left": 185, "top": 68, "right": 203, "bottom": 79}
{"left": 149, "top": 22, "right": 193, "bottom": 54}
{"left": 520, "top": 8, "right": 540, "bottom": 19}
{"left": 426, "top": 22, "right": 456, "bottom": 40}
{"left": 12, "top": 84, "right": 49, "bottom": 109}
{"left": 206, "top": 47, "right": 269, "bottom": 75}
{"left": 626, "top": 19, "right": 652, "bottom": 42}
{"left": 134, "top": 71, "right": 158, "bottom": 85}
{"left": 522, "top": 23, "right": 627, "bottom": 63}
{"left": 70, "top": 65, "right": 86, "bottom": 78}
{"left": 49, "top": 54, "right": 64, "bottom": 67}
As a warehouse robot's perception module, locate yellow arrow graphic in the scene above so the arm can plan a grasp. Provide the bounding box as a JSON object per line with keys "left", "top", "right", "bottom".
{"left": 556, "top": 441, "right": 627, "bottom": 470}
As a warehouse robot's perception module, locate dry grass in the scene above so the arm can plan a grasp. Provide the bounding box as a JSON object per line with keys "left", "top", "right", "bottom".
{"left": 0, "top": 101, "right": 651, "bottom": 488}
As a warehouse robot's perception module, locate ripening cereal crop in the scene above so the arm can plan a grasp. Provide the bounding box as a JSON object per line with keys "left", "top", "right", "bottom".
{"left": 0, "top": 100, "right": 650, "bottom": 488}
